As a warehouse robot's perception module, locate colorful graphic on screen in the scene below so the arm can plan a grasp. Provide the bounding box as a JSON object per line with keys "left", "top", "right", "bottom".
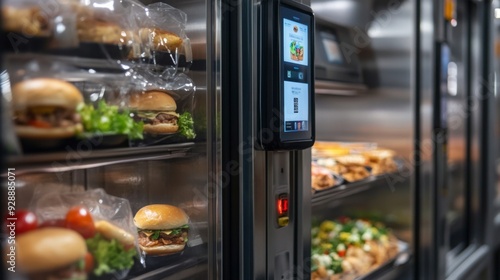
{"left": 283, "top": 18, "right": 308, "bottom": 66}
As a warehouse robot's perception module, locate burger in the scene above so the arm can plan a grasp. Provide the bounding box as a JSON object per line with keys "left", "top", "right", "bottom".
{"left": 77, "top": 20, "right": 130, "bottom": 45}
{"left": 133, "top": 204, "right": 189, "bottom": 256}
{"left": 2, "top": 6, "right": 50, "bottom": 36}
{"left": 17, "top": 227, "right": 88, "bottom": 280}
{"left": 12, "top": 78, "right": 83, "bottom": 139}
{"left": 138, "top": 27, "right": 183, "bottom": 52}
{"left": 129, "top": 90, "right": 179, "bottom": 134}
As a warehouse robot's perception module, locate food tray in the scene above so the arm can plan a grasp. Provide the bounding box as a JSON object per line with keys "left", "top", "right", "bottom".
{"left": 46, "top": 43, "right": 131, "bottom": 60}
{"left": 19, "top": 137, "right": 75, "bottom": 153}
{"left": 76, "top": 133, "right": 129, "bottom": 149}
{"left": 130, "top": 133, "right": 191, "bottom": 147}
{"left": 134, "top": 52, "right": 191, "bottom": 69}
{"left": 0, "top": 32, "right": 51, "bottom": 53}
{"left": 125, "top": 243, "right": 207, "bottom": 279}
{"left": 311, "top": 173, "right": 344, "bottom": 193}
{"left": 356, "top": 241, "right": 410, "bottom": 280}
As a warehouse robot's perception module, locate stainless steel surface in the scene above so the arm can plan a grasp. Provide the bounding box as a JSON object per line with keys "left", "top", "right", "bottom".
{"left": 266, "top": 152, "right": 294, "bottom": 280}
{"left": 315, "top": 88, "right": 412, "bottom": 156}
{"left": 415, "top": 0, "right": 437, "bottom": 278}
{"left": 310, "top": 0, "right": 414, "bottom": 229}
{"left": 297, "top": 149, "right": 312, "bottom": 279}
{"left": 314, "top": 80, "right": 367, "bottom": 95}
{"left": 311, "top": 0, "right": 375, "bottom": 29}
{"left": 312, "top": 0, "right": 414, "bottom": 153}
{"left": 492, "top": 0, "right": 500, "bottom": 227}
{"left": 444, "top": 1, "right": 470, "bottom": 266}
{"left": 309, "top": 0, "right": 414, "bottom": 279}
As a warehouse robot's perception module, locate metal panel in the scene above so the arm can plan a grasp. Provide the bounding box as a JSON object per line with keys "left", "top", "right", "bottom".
{"left": 491, "top": 0, "right": 500, "bottom": 250}
{"left": 416, "top": 0, "right": 437, "bottom": 278}
{"left": 221, "top": 0, "right": 259, "bottom": 278}
{"left": 310, "top": 0, "right": 415, "bottom": 279}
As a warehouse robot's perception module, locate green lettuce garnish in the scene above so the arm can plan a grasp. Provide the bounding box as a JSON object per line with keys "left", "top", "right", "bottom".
{"left": 78, "top": 100, "right": 143, "bottom": 140}
{"left": 178, "top": 112, "right": 196, "bottom": 139}
{"left": 139, "top": 224, "right": 189, "bottom": 241}
{"left": 150, "top": 231, "right": 161, "bottom": 240}
{"left": 86, "top": 233, "right": 137, "bottom": 276}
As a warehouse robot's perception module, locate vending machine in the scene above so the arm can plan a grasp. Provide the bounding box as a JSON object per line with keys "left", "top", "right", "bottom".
{"left": 0, "top": 0, "right": 317, "bottom": 279}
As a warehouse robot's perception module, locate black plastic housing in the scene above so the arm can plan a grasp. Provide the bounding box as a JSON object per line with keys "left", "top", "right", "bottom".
{"left": 257, "top": 0, "right": 315, "bottom": 151}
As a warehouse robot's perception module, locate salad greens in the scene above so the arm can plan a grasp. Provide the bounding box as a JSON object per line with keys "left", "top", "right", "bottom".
{"left": 178, "top": 112, "right": 196, "bottom": 139}
{"left": 78, "top": 100, "right": 143, "bottom": 140}
{"left": 311, "top": 218, "right": 395, "bottom": 277}
{"left": 86, "top": 233, "right": 137, "bottom": 276}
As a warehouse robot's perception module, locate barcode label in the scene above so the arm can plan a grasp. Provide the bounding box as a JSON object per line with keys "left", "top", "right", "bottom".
{"left": 294, "top": 98, "right": 298, "bottom": 113}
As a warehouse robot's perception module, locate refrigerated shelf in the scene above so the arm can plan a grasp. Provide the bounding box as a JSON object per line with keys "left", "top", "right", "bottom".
{"left": 3, "top": 142, "right": 196, "bottom": 176}
{"left": 312, "top": 173, "right": 397, "bottom": 207}
{"left": 127, "top": 243, "right": 208, "bottom": 280}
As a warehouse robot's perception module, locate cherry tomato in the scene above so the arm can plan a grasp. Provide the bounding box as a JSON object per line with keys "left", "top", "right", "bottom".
{"left": 39, "top": 219, "right": 66, "bottom": 228}
{"left": 8, "top": 210, "right": 38, "bottom": 235}
{"left": 65, "top": 206, "right": 96, "bottom": 239}
{"left": 83, "top": 252, "right": 94, "bottom": 273}
{"left": 338, "top": 250, "right": 346, "bottom": 257}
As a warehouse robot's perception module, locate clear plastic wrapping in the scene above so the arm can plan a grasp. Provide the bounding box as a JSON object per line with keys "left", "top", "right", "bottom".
{"left": 131, "top": 2, "right": 192, "bottom": 72}
{"left": 29, "top": 186, "right": 144, "bottom": 279}
{"left": 128, "top": 70, "right": 196, "bottom": 147}
{"left": 1, "top": 0, "right": 53, "bottom": 37}
{"left": 1, "top": 0, "right": 56, "bottom": 53}
{"left": 1, "top": 0, "right": 191, "bottom": 66}
{"left": 2, "top": 0, "right": 197, "bottom": 153}
{"left": 49, "top": 0, "right": 139, "bottom": 60}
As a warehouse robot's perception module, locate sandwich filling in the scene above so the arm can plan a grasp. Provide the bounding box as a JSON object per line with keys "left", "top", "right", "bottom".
{"left": 134, "top": 112, "right": 179, "bottom": 126}
{"left": 15, "top": 106, "right": 80, "bottom": 128}
{"left": 137, "top": 225, "right": 188, "bottom": 247}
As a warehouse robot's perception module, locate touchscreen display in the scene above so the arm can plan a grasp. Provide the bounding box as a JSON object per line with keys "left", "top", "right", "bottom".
{"left": 281, "top": 7, "right": 311, "bottom": 133}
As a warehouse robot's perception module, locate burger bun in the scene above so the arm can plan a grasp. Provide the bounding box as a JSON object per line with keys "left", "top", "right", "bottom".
{"left": 16, "top": 123, "right": 83, "bottom": 139}
{"left": 129, "top": 90, "right": 177, "bottom": 112}
{"left": 17, "top": 228, "right": 87, "bottom": 274}
{"left": 134, "top": 204, "right": 189, "bottom": 230}
{"left": 143, "top": 123, "right": 178, "bottom": 134}
{"left": 12, "top": 78, "right": 83, "bottom": 111}
{"left": 139, "top": 243, "right": 186, "bottom": 256}
{"left": 139, "top": 28, "right": 183, "bottom": 51}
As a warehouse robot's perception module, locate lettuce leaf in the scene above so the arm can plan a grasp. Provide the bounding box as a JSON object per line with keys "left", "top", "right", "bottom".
{"left": 86, "top": 233, "right": 137, "bottom": 276}
{"left": 178, "top": 112, "right": 196, "bottom": 139}
{"left": 139, "top": 224, "right": 189, "bottom": 241}
{"left": 78, "top": 100, "right": 143, "bottom": 140}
